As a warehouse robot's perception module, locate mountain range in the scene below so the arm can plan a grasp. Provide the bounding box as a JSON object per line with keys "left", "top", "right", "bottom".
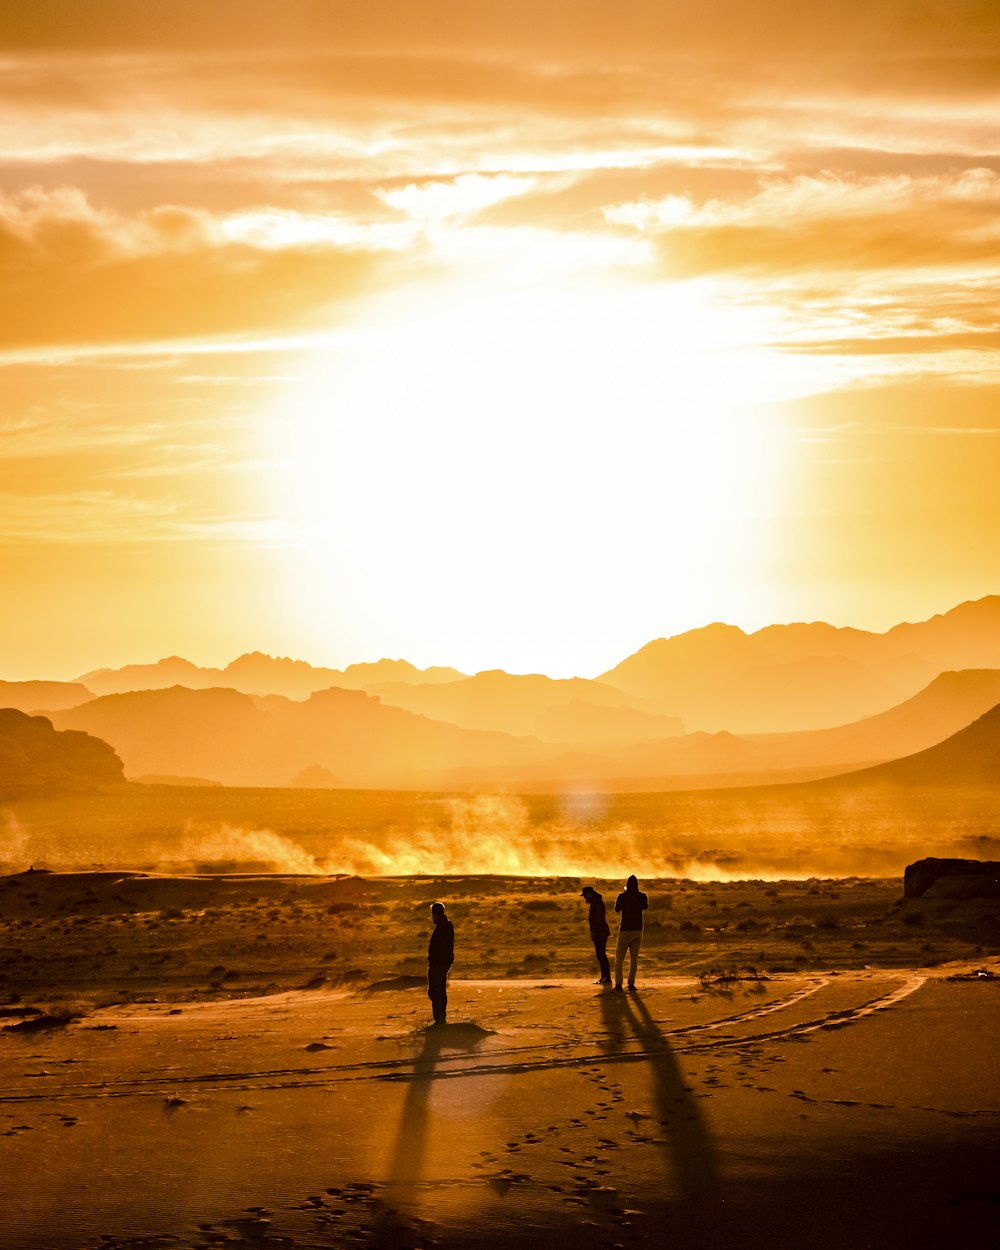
{"left": 69, "top": 595, "right": 1000, "bottom": 735}
{"left": 42, "top": 667, "right": 1000, "bottom": 793}
{"left": 77, "top": 654, "right": 464, "bottom": 700}
{"left": 51, "top": 686, "right": 546, "bottom": 789}
{"left": 2, "top": 594, "right": 999, "bottom": 791}
{"left": 599, "top": 596, "right": 1000, "bottom": 731}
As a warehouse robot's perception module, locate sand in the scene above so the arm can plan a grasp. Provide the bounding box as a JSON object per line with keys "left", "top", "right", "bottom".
{"left": 1, "top": 871, "right": 998, "bottom": 1249}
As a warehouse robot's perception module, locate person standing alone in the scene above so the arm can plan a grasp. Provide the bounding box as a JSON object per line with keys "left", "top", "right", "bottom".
{"left": 581, "top": 885, "right": 611, "bottom": 984}
{"left": 427, "top": 901, "right": 454, "bottom": 1025}
{"left": 614, "top": 874, "right": 648, "bottom": 991}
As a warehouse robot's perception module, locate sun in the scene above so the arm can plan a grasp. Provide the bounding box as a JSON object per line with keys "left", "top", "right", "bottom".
{"left": 264, "top": 265, "right": 798, "bottom": 673}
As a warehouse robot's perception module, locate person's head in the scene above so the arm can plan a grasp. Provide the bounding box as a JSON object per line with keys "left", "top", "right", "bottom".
{"left": 581, "top": 886, "right": 596, "bottom": 901}
{"left": 430, "top": 902, "right": 446, "bottom": 921}
{"left": 626, "top": 874, "right": 639, "bottom": 891}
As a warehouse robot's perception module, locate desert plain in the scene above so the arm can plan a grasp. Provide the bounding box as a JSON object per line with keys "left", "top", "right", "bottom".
{"left": 1, "top": 822, "right": 998, "bottom": 1250}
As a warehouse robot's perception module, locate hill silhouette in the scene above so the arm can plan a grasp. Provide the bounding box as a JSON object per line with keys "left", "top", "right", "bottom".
{"left": 600, "top": 596, "right": 1000, "bottom": 732}
{"left": 831, "top": 702, "right": 1000, "bottom": 786}
{"left": 532, "top": 698, "right": 684, "bottom": 743}
{"left": 743, "top": 669, "right": 1000, "bottom": 770}
{"left": 289, "top": 764, "right": 343, "bottom": 788}
{"left": 0, "top": 680, "right": 94, "bottom": 714}
{"left": 51, "top": 685, "right": 546, "bottom": 788}
{"left": 378, "top": 669, "right": 1000, "bottom": 792}
{"left": 43, "top": 669, "right": 1000, "bottom": 794}
{"left": 0, "top": 709, "right": 124, "bottom": 796}
{"left": 369, "top": 670, "right": 683, "bottom": 741}
{"left": 77, "top": 653, "right": 466, "bottom": 700}
{"left": 68, "top": 595, "right": 1000, "bottom": 738}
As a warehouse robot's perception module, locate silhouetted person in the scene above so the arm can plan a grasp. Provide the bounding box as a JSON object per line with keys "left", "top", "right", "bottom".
{"left": 426, "top": 901, "right": 454, "bottom": 1025}
{"left": 581, "top": 885, "right": 611, "bottom": 984}
{"left": 613, "top": 874, "right": 648, "bottom": 990}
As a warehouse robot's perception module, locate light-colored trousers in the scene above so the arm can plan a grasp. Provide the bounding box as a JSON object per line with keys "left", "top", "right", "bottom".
{"left": 614, "top": 929, "right": 642, "bottom": 987}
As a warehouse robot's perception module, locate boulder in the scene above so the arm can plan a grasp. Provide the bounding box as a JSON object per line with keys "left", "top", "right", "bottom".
{"left": 903, "top": 856, "right": 1000, "bottom": 898}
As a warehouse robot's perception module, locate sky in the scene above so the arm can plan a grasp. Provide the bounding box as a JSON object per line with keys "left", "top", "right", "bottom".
{"left": 2, "top": 0, "right": 999, "bottom": 680}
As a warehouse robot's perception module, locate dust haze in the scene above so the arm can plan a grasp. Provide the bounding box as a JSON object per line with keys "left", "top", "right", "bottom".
{"left": 5, "top": 787, "right": 998, "bottom": 882}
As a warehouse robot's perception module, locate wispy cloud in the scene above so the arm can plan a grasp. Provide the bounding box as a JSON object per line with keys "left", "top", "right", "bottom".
{"left": 0, "top": 186, "right": 384, "bottom": 351}
{"left": 0, "top": 488, "right": 293, "bottom": 546}
{"left": 605, "top": 169, "right": 1000, "bottom": 276}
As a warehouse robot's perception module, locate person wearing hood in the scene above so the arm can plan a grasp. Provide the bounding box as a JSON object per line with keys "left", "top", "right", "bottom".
{"left": 580, "top": 885, "right": 611, "bottom": 984}
{"left": 613, "top": 874, "right": 648, "bottom": 991}
{"left": 427, "top": 901, "right": 455, "bottom": 1025}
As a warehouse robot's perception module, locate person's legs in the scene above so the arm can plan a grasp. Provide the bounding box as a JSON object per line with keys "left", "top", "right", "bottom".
{"left": 614, "top": 931, "right": 628, "bottom": 988}
{"left": 427, "top": 965, "right": 448, "bottom": 1023}
{"left": 593, "top": 932, "right": 611, "bottom": 982}
{"left": 626, "top": 932, "right": 642, "bottom": 988}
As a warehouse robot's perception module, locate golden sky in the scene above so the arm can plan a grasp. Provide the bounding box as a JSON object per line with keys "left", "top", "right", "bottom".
{"left": 2, "top": 1, "right": 999, "bottom": 679}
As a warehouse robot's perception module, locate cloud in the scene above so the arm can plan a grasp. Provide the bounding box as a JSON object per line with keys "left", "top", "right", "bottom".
{"left": 0, "top": 408, "right": 167, "bottom": 459}
{"left": 779, "top": 330, "right": 1000, "bottom": 357}
{"left": 605, "top": 169, "right": 1000, "bottom": 279}
{"left": 376, "top": 173, "right": 537, "bottom": 222}
{"left": 0, "top": 487, "right": 294, "bottom": 546}
{"left": 2, "top": 2, "right": 998, "bottom": 184}
{"left": 0, "top": 186, "right": 383, "bottom": 350}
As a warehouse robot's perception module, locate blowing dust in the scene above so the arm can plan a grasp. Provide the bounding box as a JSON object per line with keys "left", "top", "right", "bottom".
{"left": 138, "top": 795, "right": 935, "bottom": 881}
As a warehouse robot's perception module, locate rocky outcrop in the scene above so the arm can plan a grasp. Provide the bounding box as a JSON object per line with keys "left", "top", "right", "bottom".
{"left": 903, "top": 856, "right": 1000, "bottom": 898}
{"left": 0, "top": 708, "right": 125, "bottom": 795}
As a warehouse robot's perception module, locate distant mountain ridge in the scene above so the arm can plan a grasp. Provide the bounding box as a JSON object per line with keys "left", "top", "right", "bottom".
{"left": 368, "top": 670, "right": 685, "bottom": 741}
{"left": 69, "top": 595, "right": 1000, "bottom": 736}
{"left": 599, "top": 595, "right": 1000, "bottom": 732}
{"left": 78, "top": 653, "right": 466, "bottom": 699}
{"left": 51, "top": 685, "right": 547, "bottom": 788}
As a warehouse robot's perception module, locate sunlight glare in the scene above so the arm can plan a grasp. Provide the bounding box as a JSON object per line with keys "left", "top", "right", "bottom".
{"left": 266, "top": 269, "right": 799, "bottom": 670}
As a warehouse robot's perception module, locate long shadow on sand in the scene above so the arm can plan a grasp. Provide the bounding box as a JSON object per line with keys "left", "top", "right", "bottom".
{"left": 375, "top": 1023, "right": 489, "bottom": 1244}
{"left": 598, "top": 988, "right": 723, "bottom": 1227}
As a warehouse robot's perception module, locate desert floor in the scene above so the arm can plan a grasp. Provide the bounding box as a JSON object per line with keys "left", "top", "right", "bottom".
{"left": 1, "top": 871, "right": 998, "bottom": 1250}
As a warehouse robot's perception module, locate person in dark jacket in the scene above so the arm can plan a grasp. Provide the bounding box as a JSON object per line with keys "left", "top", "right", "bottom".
{"left": 427, "top": 901, "right": 455, "bottom": 1025}
{"left": 581, "top": 885, "right": 611, "bottom": 984}
{"left": 613, "top": 874, "right": 648, "bottom": 991}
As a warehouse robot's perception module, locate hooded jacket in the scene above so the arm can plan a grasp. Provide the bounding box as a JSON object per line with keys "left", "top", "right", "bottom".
{"left": 614, "top": 876, "right": 648, "bottom": 930}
